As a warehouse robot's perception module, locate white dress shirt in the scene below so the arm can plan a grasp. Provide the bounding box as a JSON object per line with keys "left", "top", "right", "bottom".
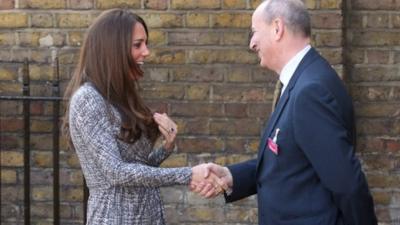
{"left": 279, "top": 45, "right": 311, "bottom": 95}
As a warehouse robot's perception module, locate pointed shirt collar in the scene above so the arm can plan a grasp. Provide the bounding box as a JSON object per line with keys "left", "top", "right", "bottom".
{"left": 279, "top": 45, "right": 311, "bottom": 95}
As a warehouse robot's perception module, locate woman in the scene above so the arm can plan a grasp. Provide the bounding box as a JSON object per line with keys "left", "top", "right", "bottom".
{"left": 62, "top": 9, "right": 223, "bottom": 225}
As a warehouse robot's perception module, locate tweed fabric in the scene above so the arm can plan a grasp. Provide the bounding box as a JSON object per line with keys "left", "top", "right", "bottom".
{"left": 69, "top": 83, "right": 192, "bottom": 225}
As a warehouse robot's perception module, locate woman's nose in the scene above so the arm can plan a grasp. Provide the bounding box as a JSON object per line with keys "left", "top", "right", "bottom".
{"left": 142, "top": 45, "right": 150, "bottom": 57}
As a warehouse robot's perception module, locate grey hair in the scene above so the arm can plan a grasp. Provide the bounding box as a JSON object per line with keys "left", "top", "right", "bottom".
{"left": 261, "top": 0, "right": 311, "bottom": 37}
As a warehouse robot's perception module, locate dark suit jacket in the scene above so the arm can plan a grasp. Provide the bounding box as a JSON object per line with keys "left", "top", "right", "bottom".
{"left": 225, "top": 48, "right": 377, "bottom": 225}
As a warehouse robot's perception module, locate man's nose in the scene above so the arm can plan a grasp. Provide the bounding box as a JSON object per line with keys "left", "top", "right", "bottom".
{"left": 249, "top": 40, "right": 256, "bottom": 51}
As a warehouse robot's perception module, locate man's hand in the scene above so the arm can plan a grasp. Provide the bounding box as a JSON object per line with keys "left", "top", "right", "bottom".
{"left": 190, "top": 163, "right": 233, "bottom": 198}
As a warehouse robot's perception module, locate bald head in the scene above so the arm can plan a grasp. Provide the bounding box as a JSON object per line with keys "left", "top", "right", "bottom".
{"left": 255, "top": 0, "right": 311, "bottom": 37}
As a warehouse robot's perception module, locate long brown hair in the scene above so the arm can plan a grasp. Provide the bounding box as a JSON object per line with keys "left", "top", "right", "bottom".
{"left": 62, "top": 9, "right": 160, "bottom": 147}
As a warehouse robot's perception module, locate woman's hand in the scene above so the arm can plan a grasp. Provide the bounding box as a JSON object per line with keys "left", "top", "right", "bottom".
{"left": 153, "top": 113, "right": 178, "bottom": 151}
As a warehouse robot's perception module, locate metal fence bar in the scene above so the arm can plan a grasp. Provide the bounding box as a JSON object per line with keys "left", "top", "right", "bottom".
{"left": 84, "top": 179, "right": 89, "bottom": 224}
{"left": 52, "top": 57, "right": 60, "bottom": 225}
{"left": 0, "top": 96, "right": 64, "bottom": 101}
{"left": 0, "top": 59, "right": 89, "bottom": 225}
{"left": 22, "top": 59, "right": 31, "bottom": 225}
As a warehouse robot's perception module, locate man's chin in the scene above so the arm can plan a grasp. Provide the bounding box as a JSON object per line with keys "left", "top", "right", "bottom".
{"left": 259, "top": 60, "right": 268, "bottom": 69}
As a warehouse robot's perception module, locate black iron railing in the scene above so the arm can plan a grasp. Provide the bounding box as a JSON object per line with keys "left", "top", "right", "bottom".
{"left": 0, "top": 59, "right": 89, "bottom": 225}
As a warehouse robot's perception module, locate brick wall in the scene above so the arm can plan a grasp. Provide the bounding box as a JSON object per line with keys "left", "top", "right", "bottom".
{"left": 0, "top": 0, "right": 398, "bottom": 224}
{"left": 346, "top": 0, "right": 400, "bottom": 224}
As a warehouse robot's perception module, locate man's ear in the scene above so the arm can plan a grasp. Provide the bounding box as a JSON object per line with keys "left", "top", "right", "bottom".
{"left": 273, "top": 18, "right": 284, "bottom": 41}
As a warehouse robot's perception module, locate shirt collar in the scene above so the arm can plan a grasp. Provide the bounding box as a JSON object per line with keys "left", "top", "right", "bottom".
{"left": 279, "top": 45, "right": 311, "bottom": 92}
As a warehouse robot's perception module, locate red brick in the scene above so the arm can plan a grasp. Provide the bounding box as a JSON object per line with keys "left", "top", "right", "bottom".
{"left": 348, "top": 12, "right": 364, "bottom": 28}
{"left": 171, "top": 67, "right": 224, "bottom": 82}
{"left": 187, "top": 49, "right": 257, "bottom": 64}
{"left": 224, "top": 103, "right": 248, "bottom": 117}
{"left": 354, "top": 102, "right": 400, "bottom": 118}
{"left": 352, "top": 0, "right": 400, "bottom": 10}
{"left": 1, "top": 185, "right": 24, "bottom": 201}
{"left": 225, "top": 138, "right": 259, "bottom": 153}
{"left": 182, "top": 207, "right": 225, "bottom": 222}
{"left": 251, "top": 68, "right": 277, "bottom": 83}
{"left": 144, "top": 0, "right": 167, "bottom": 10}
{"left": 171, "top": 103, "right": 224, "bottom": 117}
{"left": 142, "top": 83, "right": 185, "bottom": 100}
{"left": 318, "top": 48, "right": 343, "bottom": 65}
{"left": 146, "top": 48, "right": 185, "bottom": 64}
{"left": 31, "top": 170, "right": 53, "bottom": 184}
{"left": 174, "top": 117, "right": 209, "bottom": 135}
{"left": 356, "top": 118, "right": 397, "bottom": 136}
{"left": 212, "top": 85, "right": 266, "bottom": 102}
{"left": 357, "top": 136, "right": 385, "bottom": 153}
{"left": 395, "top": 51, "right": 400, "bottom": 64}
{"left": 210, "top": 119, "right": 261, "bottom": 136}
{"left": 320, "top": 0, "right": 342, "bottom": 9}
{"left": 30, "top": 134, "right": 53, "bottom": 150}
{"left": 248, "top": 103, "right": 271, "bottom": 118}
{"left": 145, "top": 101, "right": 168, "bottom": 114}
{"left": 214, "top": 154, "right": 254, "bottom": 165}
{"left": 185, "top": 84, "right": 209, "bottom": 100}
{"left": 68, "top": 0, "right": 93, "bottom": 9}
{"left": 0, "top": 135, "right": 23, "bottom": 149}
{"left": 140, "top": 13, "right": 183, "bottom": 28}
{"left": 372, "top": 191, "right": 392, "bottom": 205}
{"left": 177, "top": 137, "right": 224, "bottom": 153}
{"left": 142, "top": 67, "right": 169, "bottom": 82}
{"left": 384, "top": 139, "right": 400, "bottom": 154}
{"left": 351, "top": 66, "right": 399, "bottom": 82}
{"left": 32, "top": 151, "right": 53, "bottom": 167}
{"left": 31, "top": 202, "right": 55, "bottom": 218}
{"left": 393, "top": 13, "right": 400, "bottom": 28}
{"left": 225, "top": 207, "right": 258, "bottom": 222}
{"left": 226, "top": 67, "right": 252, "bottom": 83}
{"left": 58, "top": 153, "right": 79, "bottom": 168}
{"left": 366, "top": 14, "right": 389, "bottom": 28}
{"left": 1, "top": 200, "right": 20, "bottom": 219}
{"left": 347, "top": 48, "right": 365, "bottom": 64}
{"left": 0, "top": 117, "right": 23, "bottom": 132}
{"left": 351, "top": 85, "right": 400, "bottom": 102}
{"left": 352, "top": 31, "right": 400, "bottom": 46}
{"left": 0, "top": 0, "right": 14, "bottom": 9}
{"left": 366, "top": 49, "right": 390, "bottom": 64}
{"left": 315, "top": 31, "right": 342, "bottom": 47}
{"left": 60, "top": 186, "right": 83, "bottom": 201}
{"left": 168, "top": 31, "right": 220, "bottom": 46}
{"left": 362, "top": 155, "right": 396, "bottom": 171}
{"left": 311, "top": 12, "right": 342, "bottom": 29}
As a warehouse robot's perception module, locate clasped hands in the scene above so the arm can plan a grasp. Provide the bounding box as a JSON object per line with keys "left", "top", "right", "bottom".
{"left": 190, "top": 163, "right": 233, "bottom": 198}
{"left": 153, "top": 113, "right": 232, "bottom": 197}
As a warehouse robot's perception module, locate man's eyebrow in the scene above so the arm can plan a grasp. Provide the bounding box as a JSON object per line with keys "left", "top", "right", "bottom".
{"left": 249, "top": 30, "right": 254, "bottom": 39}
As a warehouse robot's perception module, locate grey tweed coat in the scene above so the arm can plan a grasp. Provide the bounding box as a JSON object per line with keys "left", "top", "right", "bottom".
{"left": 69, "top": 83, "right": 192, "bottom": 225}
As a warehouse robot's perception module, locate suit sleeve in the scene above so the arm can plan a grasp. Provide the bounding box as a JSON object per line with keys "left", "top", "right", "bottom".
{"left": 224, "top": 159, "right": 257, "bottom": 203}
{"left": 293, "top": 83, "right": 377, "bottom": 225}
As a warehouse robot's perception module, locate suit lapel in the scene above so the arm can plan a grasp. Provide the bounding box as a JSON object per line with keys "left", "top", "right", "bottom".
{"left": 256, "top": 48, "right": 320, "bottom": 171}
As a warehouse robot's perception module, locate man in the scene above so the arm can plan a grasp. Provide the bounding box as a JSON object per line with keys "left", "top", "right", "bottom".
{"left": 192, "top": 0, "right": 378, "bottom": 224}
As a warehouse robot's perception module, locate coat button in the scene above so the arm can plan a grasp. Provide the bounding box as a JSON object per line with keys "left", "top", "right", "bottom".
{"left": 258, "top": 182, "right": 262, "bottom": 188}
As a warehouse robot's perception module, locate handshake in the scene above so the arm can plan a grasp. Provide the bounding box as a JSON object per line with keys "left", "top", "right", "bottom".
{"left": 189, "top": 163, "right": 233, "bottom": 198}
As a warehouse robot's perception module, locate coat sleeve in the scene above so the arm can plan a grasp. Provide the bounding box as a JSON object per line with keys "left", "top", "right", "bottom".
{"left": 69, "top": 88, "right": 192, "bottom": 188}
{"left": 147, "top": 144, "right": 176, "bottom": 166}
{"left": 225, "top": 159, "right": 258, "bottom": 203}
{"left": 293, "top": 82, "right": 377, "bottom": 225}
